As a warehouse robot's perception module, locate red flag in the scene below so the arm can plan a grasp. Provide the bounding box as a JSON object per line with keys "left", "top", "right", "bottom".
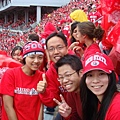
{"left": 100, "top": 0, "right": 120, "bottom": 49}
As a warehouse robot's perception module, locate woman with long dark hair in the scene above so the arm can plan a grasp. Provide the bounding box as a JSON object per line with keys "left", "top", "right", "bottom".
{"left": 80, "top": 52, "right": 120, "bottom": 120}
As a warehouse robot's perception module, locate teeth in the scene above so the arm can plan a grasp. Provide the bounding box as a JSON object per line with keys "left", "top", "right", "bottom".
{"left": 55, "top": 56, "right": 61, "bottom": 59}
{"left": 65, "top": 84, "right": 71, "bottom": 89}
{"left": 33, "top": 65, "right": 39, "bottom": 68}
{"left": 93, "top": 86, "right": 101, "bottom": 89}
{"left": 33, "top": 65, "right": 38, "bottom": 67}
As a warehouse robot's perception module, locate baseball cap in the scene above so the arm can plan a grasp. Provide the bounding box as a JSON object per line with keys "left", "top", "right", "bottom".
{"left": 83, "top": 53, "right": 114, "bottom": 74}
{"left": 22, "top": 41, "right": 44, "bottom": 58}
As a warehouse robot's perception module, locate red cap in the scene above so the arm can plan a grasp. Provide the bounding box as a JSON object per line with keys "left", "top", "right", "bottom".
{"left": 60, "top": 19, "right": 66, "bottom": 25}
{"left": 83, "top": 53, "right": 114, "bottom": 74}
{"left": 22, "top": 41, "right": 44, "bottom": 58}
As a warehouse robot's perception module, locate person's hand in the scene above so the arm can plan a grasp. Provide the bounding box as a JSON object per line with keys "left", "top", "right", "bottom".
{"left": 53, "top": 94, "right": 72, "bottom": 118}
{"left": 68, "top": 42, "right": 79, "bottom": 50}
{"left": 37, "top": 73, "right": 47, "bottom": 93}
{"left": 73, "top": 46, "right": 84, "bottom": 57}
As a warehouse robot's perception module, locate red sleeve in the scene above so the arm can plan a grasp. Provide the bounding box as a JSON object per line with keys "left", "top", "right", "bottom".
{"left": 0, "top": 69, "right": 15, "bottom": 96}
{"left": 39, "top": 64, "right": 61, "bottom": 107}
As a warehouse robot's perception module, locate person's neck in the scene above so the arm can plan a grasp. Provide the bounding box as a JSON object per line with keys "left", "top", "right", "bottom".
{"left": 22, "top": 66, "right": 35, "bottom": 76}
{"left": 85, "top": 39, "right": 94, "bottom": 48}
{"left": 97, "top": 95, "right": 103, "bottom": 103}
{"left": 75, "top": 88, "right": 80, "bottom": 93}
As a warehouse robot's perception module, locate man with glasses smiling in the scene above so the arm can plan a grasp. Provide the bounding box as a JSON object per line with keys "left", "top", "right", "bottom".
{"left": 58, "top": 71, "right": 77, "bottom": 82}
{"left": 53, "top": 54, "right": 83, "bottom": 120}
{"left": 37, "top": 31, "right": 69, "bottom": 117}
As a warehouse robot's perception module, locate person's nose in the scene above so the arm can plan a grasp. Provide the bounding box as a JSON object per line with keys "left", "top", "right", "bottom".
{"left": 34, "top": 57, "right": 39, "bottom": 62}
{"left": 62, "top": 77, "right": 69, "bottom": 84}
{"left": 92, "top": 76, "right": 100, "bottom": 83}
{"left": 54, "top": 48, "right": 59, "bottom": 54}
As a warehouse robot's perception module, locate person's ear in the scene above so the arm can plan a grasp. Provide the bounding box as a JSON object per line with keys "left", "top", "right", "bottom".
{"left": 82, "top": 34, "right": 87, "bottom": 39}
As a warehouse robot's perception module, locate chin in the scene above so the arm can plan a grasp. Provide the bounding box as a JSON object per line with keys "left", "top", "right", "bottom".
{"left": 53, "top": 60, "right": 57, "bottom": 63}
{"left": 32, "top": 68, "right": 39, "bottom": 71}
{"left": 66, "top": 89, "right": 72, "bottom": 92}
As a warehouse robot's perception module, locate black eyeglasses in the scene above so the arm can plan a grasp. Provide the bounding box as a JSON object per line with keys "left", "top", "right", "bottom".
{"left": 58, "top": 71, "right": 77, "bottom": 82}
{"left": 48, "top": 45, "right": 66, "bottom": 52}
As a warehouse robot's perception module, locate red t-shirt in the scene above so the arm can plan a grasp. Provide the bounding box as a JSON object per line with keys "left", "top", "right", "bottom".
{"left": 83, "top": 43, "right": 101, "bottom": 60}
{"left": 0, "top": 67, "right": 43, "bottom": 120}
{"left": 88, "top": 11, "right": 102, "bottom": 26}
{"left": 105, "top": 92, "right": 120, "bottom": 120}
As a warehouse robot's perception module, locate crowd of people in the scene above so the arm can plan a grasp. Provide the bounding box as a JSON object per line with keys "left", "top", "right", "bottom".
{"left": 0, "top": 0, "right": 101, "bottom": 55}
{"left": 0, "top": 0, "right": 120, "bottom": 120}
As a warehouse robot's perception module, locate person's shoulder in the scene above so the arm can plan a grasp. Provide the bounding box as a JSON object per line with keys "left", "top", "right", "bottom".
{"left": 106, "top": 92, "right": 120, "bottom": 119}
{"left": 88, "top": 43, "right": 101, "bottom": 52}
{"left": 113, "top": 92, "right": 120, "bottom": 102}
{"left": 5, "top": 67, "right": 21, "bottom": 73}
{"left": 46, "top": 62, "right": 56, "bottom": 75}
{"left": 109, "top": 92, "right": 120, "bottom": 108}
{"left": 1, "top": 67, "right": 21, "bottom": 83}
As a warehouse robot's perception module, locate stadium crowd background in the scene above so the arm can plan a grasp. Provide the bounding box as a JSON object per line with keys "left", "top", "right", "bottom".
{"left": 0, "top": 0, "right": 101, "bottom": 55}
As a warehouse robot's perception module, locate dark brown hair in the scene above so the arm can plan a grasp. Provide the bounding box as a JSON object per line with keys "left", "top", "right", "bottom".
{"left": 77, "top": 21, "right": 105, "bottom": 41}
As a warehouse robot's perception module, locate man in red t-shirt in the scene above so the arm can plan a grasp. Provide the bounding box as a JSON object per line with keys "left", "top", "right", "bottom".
{"left": 88, "top": 5, "right": 102, "bottom": 26}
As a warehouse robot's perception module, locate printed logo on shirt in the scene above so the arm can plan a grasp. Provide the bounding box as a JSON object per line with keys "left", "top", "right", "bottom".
{"left": 14, "top": 87, "right": 38, "bottom": 95}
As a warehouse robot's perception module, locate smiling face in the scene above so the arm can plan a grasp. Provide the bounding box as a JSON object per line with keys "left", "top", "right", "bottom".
{"left": 25, "top": 54, "right": 44, "bottom": 72}
{"left": 86, "top": 70, "right": 109, "bottom": 102}
{"left": 58, "top": 64, "right": 82, "bottom": 92}
{"left": 12, "top": 49, "right": 23, "bottom": 62}
{"left": 47, "top": 36, "right": 68, "bottom": 63}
